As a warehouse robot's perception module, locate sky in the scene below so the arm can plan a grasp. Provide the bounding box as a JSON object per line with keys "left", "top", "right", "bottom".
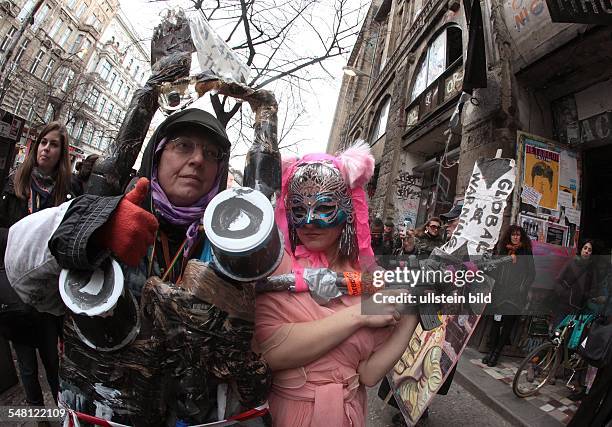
{"left": 118, "top": 0, "right": 365, "bottom": 172}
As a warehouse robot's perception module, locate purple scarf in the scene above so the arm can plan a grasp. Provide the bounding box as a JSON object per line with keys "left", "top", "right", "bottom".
{"left": 151, "top": 137, "right": 222, "bottom": 256}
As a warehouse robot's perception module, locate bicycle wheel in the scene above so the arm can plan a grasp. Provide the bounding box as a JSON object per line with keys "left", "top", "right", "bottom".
{"left": 513, "top": 342, "right": 560, "bottom": 398}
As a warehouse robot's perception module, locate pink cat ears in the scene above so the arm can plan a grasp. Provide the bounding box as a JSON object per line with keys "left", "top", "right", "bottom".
{"left": 280, "top": 140, "right": 375, "bottom": 190}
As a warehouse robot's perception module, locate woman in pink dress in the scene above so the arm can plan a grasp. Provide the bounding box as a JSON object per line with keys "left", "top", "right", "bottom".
{"left": 255, "top": 142, "right": 419, "bottom": 426}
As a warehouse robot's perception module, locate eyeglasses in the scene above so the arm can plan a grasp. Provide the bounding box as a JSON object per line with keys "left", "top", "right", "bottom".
{"left": 166, "top": 137, "right": 226, "bottom": 162}
{"left": 428, "top": 224, "right": 440, "bottom": 230}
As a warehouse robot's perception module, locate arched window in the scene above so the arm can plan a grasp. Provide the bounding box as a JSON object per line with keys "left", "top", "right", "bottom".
{"left": 370, "top": 97, "right": 391, "bottom": 144}
{"left": 407, "top": 26, "right": 463, "bottom": 126}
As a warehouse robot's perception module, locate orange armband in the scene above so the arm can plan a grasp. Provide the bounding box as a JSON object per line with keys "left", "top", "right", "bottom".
{"left": 343, "top": 271, "right": 362, "bottom": 296}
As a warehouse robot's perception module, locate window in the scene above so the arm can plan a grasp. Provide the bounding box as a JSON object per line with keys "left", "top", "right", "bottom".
{"left": 59, "top": 27, "right": 73, "bottom": 47}
{"left": 14, "top": 39, "right": 30, "bottom": 63}
{"left": 41, "top": 58, "right": 54, "bottom": 81}
{"left": 33, "top": 4, "right": 51, "bottom": 30}
{"left": 0, "top": 27, "right": 17, "bottom": 51}
{"left": 99, "top": 60, "right": 111, "bottom": 80}
{"left": 62, "top": 69, "right": 75, "bottom": 91}
{"left": 84, "top": 124, "right": 93, "bottom": 145}
{"left": 75, "top": 120, "right": 86, "bottom": 139}
{"left": 126, "top": 57, "right": 133, "bottom": 70}
{"left": 49, "top": 19, "right": 63, "bottom": 40}
{"left": 86, "top": 14, "right": 102, "bottom": 31}
{"left": 66, "top": 0, "right": 77, "bottom": 9}
{"left": 132, "top": 65, "right": 139, "bottom": 78}
{"left": 108, "top": 71, "right": 117, "bottom": 89}
{"left": 17, "top": 0, "right": 36, "bottom": 22}
{"left": 71, "top": 34, "right": 84, "bottom": 54}
{"left": 94, "top": 130, "right": 103, "bottom": 148}
{"left": 122, "top": 85, "right": 130, "bottom": 101}
{"left": 75, "top": 2, "right": 88, "bottom": 18}
{"left": 87, "top": 87, "right": 100, "bottom": 108}
{"left": 26, "top": 104, "right": 36, "bottom": 122}
{"left": 407, "top": 26, "right": 463, "bottom": 125}
{"left": 370, "top": 97, "right": 390, "bottom": 143}
{"left": 14, "top": 89, "right": 26, "bottom": 115}
{"left": 29, "top": 50, "right": 45, "bottom": 74}
{"left": 78, "top": 39, "right": 91, "bottom": 58}
{"left": 114, "top": 79, "right": 124, "bottom": 96}
{"left": 98, "top": 96, "right": 107, "bottom": 113}
{"left": 411, "top": 27, "right": 462, "bottom": 102}
{"left": 105, "top": 103, "right": 114, "bottom": 120}
{"left": 44, "top": 103, "right": 54, "bottom": 122}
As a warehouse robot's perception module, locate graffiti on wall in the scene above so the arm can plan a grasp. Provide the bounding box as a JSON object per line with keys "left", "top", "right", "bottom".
{"left": 395, "top": 173, "right": 423, "bottom": 199}
{"left": 510, "top": 0, "right": 547, "bottom": 31}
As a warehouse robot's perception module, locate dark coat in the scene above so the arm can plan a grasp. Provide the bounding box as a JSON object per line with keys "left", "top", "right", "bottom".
{"left": 46, "top": 109, "right": 269, "bottom": 426}
{"left": 488, "top": 245, "right": 535, "bottom": 314}
{"left": 0, "top": 172, "right": 74, "bottom": 345}
{"left": 556, "top": 256, "right": 595, "bottom": 312}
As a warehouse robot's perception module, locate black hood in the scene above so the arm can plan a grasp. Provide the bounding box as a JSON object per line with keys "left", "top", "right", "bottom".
{"left": 138, "top": 107, "right": 230, "bottom": 189}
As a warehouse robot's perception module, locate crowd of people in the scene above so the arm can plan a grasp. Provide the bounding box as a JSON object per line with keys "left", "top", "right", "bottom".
{"left": 0, "top": 113, "right": 610, "bottom": 427}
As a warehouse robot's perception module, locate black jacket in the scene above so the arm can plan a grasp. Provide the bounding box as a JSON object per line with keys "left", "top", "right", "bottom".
{"left": 46, "top": 109, "right": 269, "bottom": 426}
{"left": 488, "top": 246, "right": 535, "bottom": 314}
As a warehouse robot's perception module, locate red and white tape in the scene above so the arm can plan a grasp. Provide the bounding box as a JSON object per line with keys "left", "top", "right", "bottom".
{"left": 61, "top": 402, "right": 269, "bottom": 427}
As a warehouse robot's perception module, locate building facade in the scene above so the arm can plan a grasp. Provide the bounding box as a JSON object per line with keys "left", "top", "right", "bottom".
{"left": 328, "top": 0, "right": 612, "bottom": 253}
{"left": 0, "top": 0, "right": 149, "bottom": 167}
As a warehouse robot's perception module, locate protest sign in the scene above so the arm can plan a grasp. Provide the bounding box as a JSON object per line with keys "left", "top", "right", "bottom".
{"left": 389, "top": 157, "right": 516, "bottom": 425}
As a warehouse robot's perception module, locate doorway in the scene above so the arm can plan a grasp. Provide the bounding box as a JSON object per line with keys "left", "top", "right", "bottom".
{"left": 581, "top": 144, "right": 612, "bottom": 251}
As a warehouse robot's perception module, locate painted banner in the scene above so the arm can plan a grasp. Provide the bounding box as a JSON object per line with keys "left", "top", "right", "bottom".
{"left": 390, "top": 157, "right": 516, "bottom": 426}
{"left": 523, "top": 143, "right": 560, "bottom": 211}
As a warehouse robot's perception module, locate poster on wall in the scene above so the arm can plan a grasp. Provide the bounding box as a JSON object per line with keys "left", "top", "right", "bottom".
{"left": 519, "top": 214, "right": 546, "bottom": 242}
{"left": 545, "top": 222, "right": 568, "bottom": 246}
{"left": 523, "top": 142, "right": 560, "bottom": 211}
{"left": 559, "top": 150, "right": 579, "bottom": 208}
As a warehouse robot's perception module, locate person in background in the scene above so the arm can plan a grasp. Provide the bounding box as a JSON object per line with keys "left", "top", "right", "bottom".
{"left": 371, "top": 218, "right": 384, "bottom": 256}
{"left": 401, "top": 216, "right": 445, "bottom": 260}
{"left": 382, "top": 219, "right": 397, "bottom": 255}
{"left": 71, "top": 154, "right": 99, "bottom": 196}
{"left": 0, "top": 121, "right": 73, "bottom": 407}
{"left": 482, "top": 225, "right": 535, "bottom": 367}
{"left": 440, "top": 203, "right": 462, "bottom": 242}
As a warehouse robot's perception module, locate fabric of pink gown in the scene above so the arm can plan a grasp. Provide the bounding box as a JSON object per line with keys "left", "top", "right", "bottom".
{"left": 255, "top": 290, "right": 392, "bottom": 427}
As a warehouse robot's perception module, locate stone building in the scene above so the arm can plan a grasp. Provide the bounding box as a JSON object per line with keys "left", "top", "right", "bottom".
{"left": 328, "top": 0, "right": 612, "bottom": 251}
{"left": 0, "top": 0, "right": 149, "bottom": 166}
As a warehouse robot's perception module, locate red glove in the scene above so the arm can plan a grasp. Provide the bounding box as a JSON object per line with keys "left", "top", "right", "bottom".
{"left": 97, "top": 177, "right": 159, "bottom": 267}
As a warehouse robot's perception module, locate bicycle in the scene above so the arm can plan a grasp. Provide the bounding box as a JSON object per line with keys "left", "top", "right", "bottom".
{"left": 512, "top": 314, "right": 589, "bottom": 398}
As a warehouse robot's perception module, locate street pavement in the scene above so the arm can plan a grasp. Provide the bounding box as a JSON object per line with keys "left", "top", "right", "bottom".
{"left": 367, "top": 380, "right": 514, "bottom": 427}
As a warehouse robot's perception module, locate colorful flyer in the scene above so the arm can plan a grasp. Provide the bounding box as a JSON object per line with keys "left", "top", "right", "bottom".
{"left": 523, "top": 143, "right": 560, "bottom": 210}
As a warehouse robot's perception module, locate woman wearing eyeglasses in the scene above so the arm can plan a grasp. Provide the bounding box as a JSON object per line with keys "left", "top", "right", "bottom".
{"left": 5, "top": 109, "right": 270, "bottom": 425}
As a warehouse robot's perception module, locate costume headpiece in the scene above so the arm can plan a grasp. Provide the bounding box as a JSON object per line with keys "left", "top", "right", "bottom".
{"left": 275, "top": 141, "right": 376, "bottom": 277}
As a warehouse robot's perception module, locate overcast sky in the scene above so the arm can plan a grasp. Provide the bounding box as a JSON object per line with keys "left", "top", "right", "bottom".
{"left": 119, "top": 0, "right": 363, "bottom": 172}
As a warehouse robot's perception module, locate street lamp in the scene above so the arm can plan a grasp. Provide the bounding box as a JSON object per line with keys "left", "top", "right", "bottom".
{"left": 342, "top": 66, "right": 370, "bottom": 78}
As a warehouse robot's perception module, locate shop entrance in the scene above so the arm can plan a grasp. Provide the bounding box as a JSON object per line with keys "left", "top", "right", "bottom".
{"left": 581, "top": 144, "right": 612, "bottom": 250}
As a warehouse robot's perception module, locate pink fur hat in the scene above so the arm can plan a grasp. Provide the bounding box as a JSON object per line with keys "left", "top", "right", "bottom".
{"left": 275, "top": 141, "right": 376, "bottom": 284}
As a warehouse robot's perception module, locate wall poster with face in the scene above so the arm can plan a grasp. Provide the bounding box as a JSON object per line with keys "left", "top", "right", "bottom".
{"left": 522, "top": 141, "right": 560, "bottom": 210}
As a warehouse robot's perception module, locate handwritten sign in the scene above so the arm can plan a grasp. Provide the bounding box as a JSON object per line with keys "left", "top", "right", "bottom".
{"left": 442, "top": 158, "right": 516, "bottom": 256}
{"left": 521, "top": 185, "right": 542, "bottom": 207}
{"left": 565, "top": 207, "right": 581, "bottom": 224}
{"left": 557, "top": 190, "right": 573, "bottom": 209}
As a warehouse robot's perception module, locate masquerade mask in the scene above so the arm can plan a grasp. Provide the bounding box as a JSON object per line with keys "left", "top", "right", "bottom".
{"left": 287, "top": 161, "right": 353, "bottom": 229}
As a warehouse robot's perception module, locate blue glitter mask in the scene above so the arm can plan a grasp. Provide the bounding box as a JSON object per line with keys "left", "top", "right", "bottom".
{"left": 287, "top": 161, "right": 352, "bottom": 229}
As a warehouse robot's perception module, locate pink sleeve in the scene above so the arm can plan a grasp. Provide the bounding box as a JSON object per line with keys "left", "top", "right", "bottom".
{"left": 371, "top": 325, "right": 395, "bottom": 352}
{"left": 254, "top": 292, "right": 295, "bottom": 355}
